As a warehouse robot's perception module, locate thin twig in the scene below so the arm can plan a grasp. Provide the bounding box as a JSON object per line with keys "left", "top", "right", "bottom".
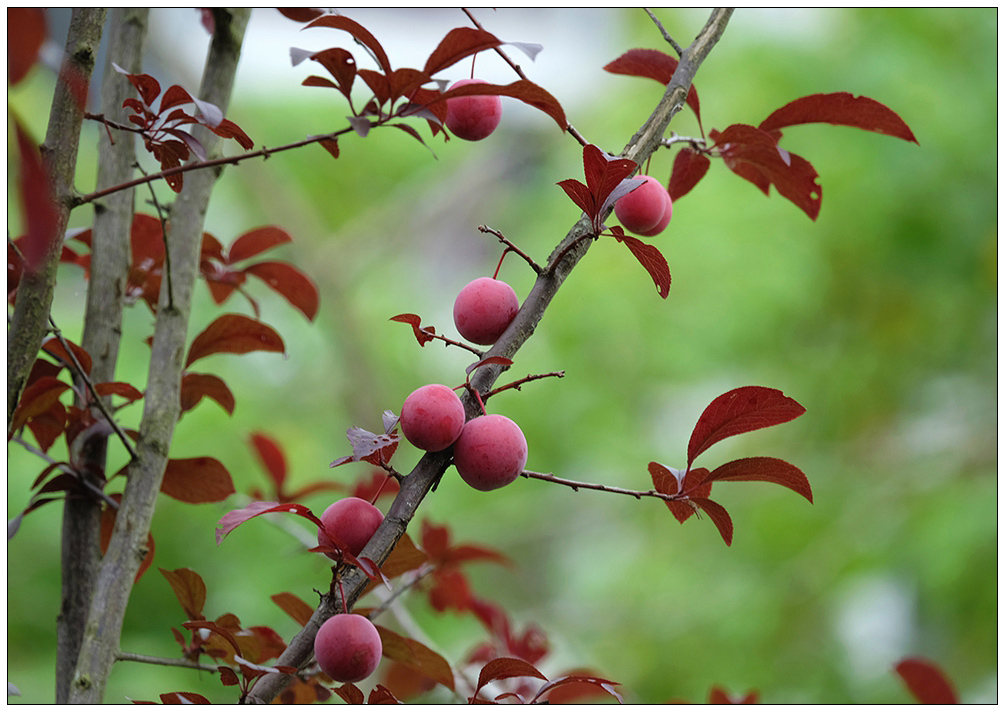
{"left": 645, "top": 8, "right": 684, "bottom": 56}
{"left": 365, "top": 561, "right": 437, "bottom": 622}
{"left": 114, "top": 650, "right": 221, "bottom": 673}
{"left": 485, "top": 370, "right": 564, "bottom": 400}
{"left": 134, "top": 163, "right": 175, "bottom": 310}
{"left": 478, "top": 225, "right": 543, "bottom": 275}
{"left": 46, "top": 316, "right": 138, "bottom": 461}
{"left": 521, "top": 469, "right": 684, "bottom": 504}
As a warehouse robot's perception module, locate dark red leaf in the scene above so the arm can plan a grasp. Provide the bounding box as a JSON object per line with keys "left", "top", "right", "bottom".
{"left": 250, "top": 432, "right": 287, "bottom": 493}
{"left": 423, "top": 27, "right": 502, "bottom": 76}
{"left": 894, "top": 657, "right": 958, "bottom": 704}
{"left": 428, "top": 568, "right": 473, "bottom": 613}
{"left": 27, "top": 405, "right": 66, "bottom": 452}
{"left": 182, "top": 620, "right": 242, "bottom": 658}
{"left": 15, "top": 120, "right": 60, "bottom": 276}
{"left": 209, "top": 118, "right": 254, "bottom": 150}
{"left": 711, "top": 124, "right": 822, "bottom": 220}
{"left": 687, "top": 386, "right": 805, "bottom": 467}
{"left": 367, "top": 685, "right": 402, "bottom": 704}
{"left": 693, "top": 498, "right": 733, "bottom": 546}
{"left": 158, "top": 692, "right": 211, "bottom": 704}
{"left": 243, "top": 261, "right": 319, "bottom": 321}
{"left": 708, "top": 686, "right": 760, "bottom": 704}
{"left": 8, "top": 8, "right": 46, "bottom": 85}
{"left": 759, "top": 92, "right": 918, "bottom": 144}
{"left": 582, "top": 144, "right": 637, "bottom": 214}
{"left": 534, "top": 674, "right": 624, "bottom": 704}
{"left": 159, "top": 567, "right": 207, "bottom": 621}
{"left": 307, "top": 47, "right": 357, "bottom": 97}
{"left": 218, "top": 666, "right": 240, "bottom": 686}
{"left": 350, "top": 470, "right": 399, "bottom": 503}
{"left": 648, "top": 461, "right": 680, "bottom": 497}
{"left": 179, "top": 373, "right": 235, "bottom": 415}
{"left": 376, "top": 625, "right": 456, "bottom": 692}
{"left": 10, "top": 376, "right": 71, "bottom": 434}
{"left": 613, "top": 232, "right": 671, "bottom": 298}
{"left": 271, "top": 591, "right": 314, "bottom": 627}
{"left": 668, "top": 146, "right": 711, "bottom": 201}
{"left": 41, "top": 336, "right": 92, "bottom": 376}
{"left": 318, "top": 136, "right": 340, "bottom": 159}
{"left": 603, "top": 48, "right": 702, "bottom": 131}
{"left": 370, "top": 533, "right": 427, "bottom": 580}
{"left": 115, "top": 65, "right": 161, "bottom": 106}
{"left": 329, "top": 426, "right": 399, "bottom": 469}
{"left": 465, "top": 356, "right": 513, "bottom": 376}
{"left": 389, "top": 313, "right": 436, "bottom": 347}
{"left": 305, "top": 14, "right": 392, "bottom": 74}
{"left": 334, "top": 683, "right": 365, "bottom": 705}
{"left": 226, "top": 226, "right": 292, "bottom": 263}
{"left": 474, "top": 658, "right": 547, "bottom": 700}
{"left": 161, "top": 457, "right": 235, "bottom": 504}
{"left": 93, "top": 381, "right": 143, "bottom": 403}
{"left": 160, "top": 84, "right": 194, "bottom": 111}
{"left": 556, "top": 178, "right": 594, "bottom": 218}
{"left": 702, "top": 457, "right": 813, "bottom": 503}
{"left": 185, "top": 314, "right": 285, "bottom": 367}
{"left": 216, "top": 501, "right": 324, "bottom": 545}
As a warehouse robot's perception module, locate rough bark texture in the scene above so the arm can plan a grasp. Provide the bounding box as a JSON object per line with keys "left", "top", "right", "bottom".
{"left": 7, "top": 8, "right": 106, "bottom": 430}
{"left": 66, "top": 9, "right": 251, "bottom": 704}
{"left": 244, "top": 8, "right": 734, "bottom": 705}
{"left": 55, "top": 9, "right": 150, "bottom": 704}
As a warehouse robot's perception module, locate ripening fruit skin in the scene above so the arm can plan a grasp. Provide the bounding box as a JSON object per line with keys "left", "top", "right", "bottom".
{"left": 445, "top": 79, "right": 503, "bottom": 141}
{"left": 635, "top": 188, "right": 673, "bottom": 237}
{"left": 400, "top": 384, "right": 466, "bottom": 452}
{"left": 314, "top": 613, "right": 383, "bottom": 683}
{"left": 453, "top": 414, "right": 528, "bottom": 492}
{"left": 614, "top": 175, "right": 672, "bottom": 236}
{"left": 453, "top": 277, "right": 520, "bottom": 346}
{"left": 317, "top": 497, "right": 383, "bottom": 560}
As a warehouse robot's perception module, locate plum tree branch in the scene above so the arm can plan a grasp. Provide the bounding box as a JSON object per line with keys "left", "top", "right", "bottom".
{"left": 244, "top": 8, "right": 733, "bottom": 704}
{"left": 521, "top": 469, "right": 681, "bottom": 504}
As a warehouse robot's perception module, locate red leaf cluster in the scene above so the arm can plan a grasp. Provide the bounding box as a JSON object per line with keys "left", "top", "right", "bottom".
{"left": 113, "top": 65, "right": 253, "bottom": 192}
{"left": 650, "top": 386, "right": 809, "bottom": 545}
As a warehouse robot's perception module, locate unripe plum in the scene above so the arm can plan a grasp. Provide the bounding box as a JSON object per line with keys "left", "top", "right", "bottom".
{"left": 453, "top": 277, "right": 519, "bottom": 346}
{"left": 445, "top": 79, "right": 503, "bottom": 141}
{"left": 317, "top": 497, "right": 383, "bottom": 560}
{"left": 453, "top": 414, "right": 528, "bottom": 492}
{"left": 614, "top": 175, "right": 672, "bottom": 236}
{"left": 400, "top": 384, "right": 466, "bottom": 452}
{"left": 314, "top": 613, "right": 382, "bottom": 683}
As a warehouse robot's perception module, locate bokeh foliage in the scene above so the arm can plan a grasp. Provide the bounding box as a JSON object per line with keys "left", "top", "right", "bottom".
{"left": 7, "top": 8, "right": 996, "bottom": 703}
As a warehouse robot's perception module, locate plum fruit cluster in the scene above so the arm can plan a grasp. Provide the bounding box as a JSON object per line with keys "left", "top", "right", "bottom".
{"left": 444, "top": 78, "right": 503, "bottom": 141}
{"left": 317, "top": 496, "right": 384, "bottom": 560}
{"left": 614, "top": 174, "right": 673, "bottom": 236}
{"left": 314, "top": 613, "right": 383, "bottom": 683}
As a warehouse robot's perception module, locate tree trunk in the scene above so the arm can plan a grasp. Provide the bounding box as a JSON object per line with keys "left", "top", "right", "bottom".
{"left": 66, "top": 9, "right": 251, "bottom": 703}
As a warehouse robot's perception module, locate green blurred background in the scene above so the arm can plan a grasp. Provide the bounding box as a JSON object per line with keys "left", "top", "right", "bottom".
{"left": 7, "top": 8, "right": 997, "bottom": 704}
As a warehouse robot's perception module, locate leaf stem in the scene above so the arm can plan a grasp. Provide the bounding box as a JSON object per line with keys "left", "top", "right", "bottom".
{"left": 479, "top": 225, "right": 542, "bottom": 275}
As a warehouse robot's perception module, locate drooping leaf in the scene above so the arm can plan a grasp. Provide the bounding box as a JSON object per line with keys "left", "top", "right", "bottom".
{"left": 160, "top": 457, "right": 235, "bottom": 504}
{"left": 209, "top": 118, "right": 254, "bottom": 150}
{"left": 159, "top": 567, "right": 207, "bottom": 621}
{"left": 423, "top": 27, "right": 503, "bottom": 76}
{"left": 318, "top": 136, "right": 340, "bottom": 159}
{"left": 390, "top": 313, "right": 437, "bottom": 347}
{"left": 304, "top": 14, "right": 392, "bottom": 74}
{"left": 93, "top": 381, "right": 144, "bottom": 404}
{"left": 687, "top": 386, "right": 805, "bottom": 467}
{"left": 603, "top": 48, "right": 702, "bottom": 131}
{"left": 271, "top": 591, "right": 315, "bottom": 627}
{"left": 9, "top": 377, "right": 71, "bottom": 435}
{"left": 14, "top": 120, "right": 60, "bottom": 276}
{"left": 249, "top": 432, "right": 287, "bottom": 492}
{"left": 215, "top": 501, "right": 324, "bottom": 545}
{"left": 329, "top": 426, "right": 399, "bottom": 469}
{"left": 701, "top": 456, "right": 812, "bottom": 503}
{"left": 710, "top": 123, "right": 822, "bottom": 220}
{"left": 367, "top": 685, "right": 401, "bottom": 704}
{"left": 375, "top": 625, "right": 456, "bottom": 691}
{"left": 692, "top": 498, "right": 734, "bottom": 546}
{"left": 243, "top": 261, "right": 320, "bottom": 321}
{"left": 894, "top": 657, "right": 958, "bottom": 704}
{"left": 759, "top": 92, "right": 918, "bottom": 144}
{"left": 227, "top": 226, "right": 292, "bottom": 263}
{"left": 182, "top": 620, "right": 242, "bottom": 658}
{"left": 650, "top": 463, "right": 711, "bottom": 524}
{"left": 556, "top": 178, "right": 593, "bottom": 218}
{"left": 424, "top": 80, "right": 567, "bottom": 131}
{"left": 668, "top": 146, "right": 711, "bottom": 201}
{"left": 185, "top": 314, "right": 285, "bottom": 367}
{"left": 333, "top": 683, "right": 365, "bottom": 705}
{"left": 534, "top": 674, "right": 624, "bottom": 705}
{"left": 41, "top": 335, "right": 93, "bottom": 375}
{"left": 473, "top": 657, "right": 547, "bottom": 700}
{"left": 8, "top": 8, "right": 46, "bottom": 85}
{"left": 180, "top": 373, "right": 235, "bottom": 415}
{"left": 612, "top": 230, "right": 671, "bottom": 299}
